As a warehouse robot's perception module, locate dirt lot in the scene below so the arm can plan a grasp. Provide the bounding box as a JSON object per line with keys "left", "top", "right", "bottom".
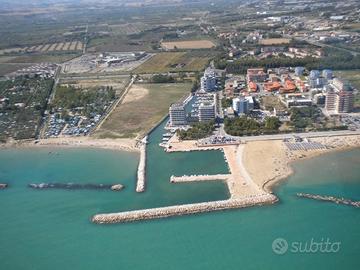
{"left": 161, "top": 40, "right": 216, "bottom": 50}
{"left": 94, "top": 83, "right": 191, "bottom": 138}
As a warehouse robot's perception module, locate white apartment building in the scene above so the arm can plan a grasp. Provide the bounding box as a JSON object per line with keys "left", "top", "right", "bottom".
{"left": 169, "top": 103, "right": 187, "bottom": 126}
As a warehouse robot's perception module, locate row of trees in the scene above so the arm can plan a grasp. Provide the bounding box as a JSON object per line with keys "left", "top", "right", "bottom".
{"left": 151, "top": 74, "right": 175, "bottom": 83}
{"left": 224, "top": 116, "right": 281, "bottom": 136}
{"left": 177, "top": 121, "right": 215, "bottom": 140}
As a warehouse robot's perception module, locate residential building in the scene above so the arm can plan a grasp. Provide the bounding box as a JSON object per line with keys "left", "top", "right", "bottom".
{"left": 232, "top": 97, "right": 249, "bottom": 114}
{"left": 201, "top": 68, "right": 217, "bottom": 92}
{"left": 325, "top": 88, "right": 338, "bottom": 112}
{"left": 325, "top": 82, "right": 354, "bottom": 113}
{"left": 169, "top": 103, "right": 187, "bottom": 126}
{"left": 322, "top": 69, "right": 333, "bottom": 80}
{"left": 338, "top": 89, "right": 354, "bottom": 113}
{"left": 199, "top": 102, "right": 215, "bottom": 122}
{"left": 247, "top": 68, "right": 267, "bottom": 83}
{"left": 294, "top": 66, "right": 305, "bottom": 76}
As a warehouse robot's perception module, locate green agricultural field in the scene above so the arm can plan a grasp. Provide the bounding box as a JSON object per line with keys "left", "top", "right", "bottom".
{"left": 134, "top": 52, "right": 212, "bottom": 73}
{"left": 95, "top": 82, "right": 191, "bottom": 138}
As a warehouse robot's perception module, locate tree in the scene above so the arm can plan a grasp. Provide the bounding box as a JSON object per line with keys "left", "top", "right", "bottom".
{"left": 265, "top": 117, "right": 281, "bottom": 130}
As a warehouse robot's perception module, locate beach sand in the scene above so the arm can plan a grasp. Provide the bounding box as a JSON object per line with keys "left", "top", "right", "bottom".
{"left": 243, "top": 135, "right": 360, "bottom": 192}
{"left": 1, "top": 137, "right": 139, "bottom": 152}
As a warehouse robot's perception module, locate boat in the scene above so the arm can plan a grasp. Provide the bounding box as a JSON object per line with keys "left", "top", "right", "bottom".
{"left": 163, "top": 133, "right": 173, "bottom": 138}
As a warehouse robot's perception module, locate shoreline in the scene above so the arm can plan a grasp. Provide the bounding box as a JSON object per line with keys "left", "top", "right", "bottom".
{"left": 2, "top": 132, "right": 359, "bottom": 224}
{"left": 0, "top": 137, "right": 140, "bottom": 153}
{"left": 258, "top": 136, "right": 360, "bottom": 193}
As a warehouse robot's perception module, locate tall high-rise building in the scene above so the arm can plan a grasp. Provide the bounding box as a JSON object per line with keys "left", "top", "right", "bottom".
{"left": 325, "top": 88, "right": 337, "bottom": 112}
{"left": 325, "top": 80, "right": 354, "bottom": 114}
{"left": 337, "top": 90, "right": 354, "bottom": 113}
{"left": 169, "top": 103, "right": 187, "bottom": 126}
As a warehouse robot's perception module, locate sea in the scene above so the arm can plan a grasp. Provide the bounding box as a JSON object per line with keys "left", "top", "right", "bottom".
{"left": 0, "top": 120, "right": 359, "bottom": 270}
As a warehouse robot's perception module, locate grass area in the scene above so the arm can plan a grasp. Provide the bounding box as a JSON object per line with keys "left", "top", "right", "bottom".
{"left": 95, "top": 82, "right": 191, "bottom": 138}
{"left": 4, "top": 53, "right": 80, "bottom": 64}
{"left": 134, "top": 52, "right": 211, "bottom": 73}
{"left": 335, "top": 70, "right": 360, "bottom": 108}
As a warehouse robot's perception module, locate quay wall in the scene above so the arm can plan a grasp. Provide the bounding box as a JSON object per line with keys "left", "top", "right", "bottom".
{"left": 92, "top": 194, "right": 277, "bottom": 224}
{"left": 136, "top": 140, "right": 147, "bottom": 193}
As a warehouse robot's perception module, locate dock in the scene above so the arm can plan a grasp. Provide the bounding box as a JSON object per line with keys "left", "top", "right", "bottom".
{"left": 92, "top": 194, "right": 277, "bottom": 224}
{"left": 136, "top": 136, "right": 147, "bottom": 193}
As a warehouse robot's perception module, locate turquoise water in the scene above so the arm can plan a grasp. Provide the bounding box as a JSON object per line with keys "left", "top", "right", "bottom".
{"left": 0, "top": 120, "right": 359, "bottom": 269}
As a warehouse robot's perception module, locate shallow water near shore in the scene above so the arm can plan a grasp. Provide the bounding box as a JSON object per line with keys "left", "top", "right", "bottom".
{"left": 0, "top": 120, "right": 359, "bottom": 269}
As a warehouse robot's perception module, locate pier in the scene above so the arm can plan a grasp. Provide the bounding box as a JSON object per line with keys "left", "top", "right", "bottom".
{"left": 92, "top": 194, "right": 277, "bottom": 224}
{"left": 136, "top": 136, "right": 147, "bottom": 193}
{"left": 297, "top": 193, "right": 360, "bottom": 208}
{"left": 170, "top": 174, "right": 230, "bottom": 183}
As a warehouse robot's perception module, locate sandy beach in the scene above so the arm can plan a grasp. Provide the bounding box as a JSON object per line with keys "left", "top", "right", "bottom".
{"left": 0, "top": 137, "right": 139, "bottom": 152}
{"left": 243, "top": 135, "right": 360, "bottom": 192}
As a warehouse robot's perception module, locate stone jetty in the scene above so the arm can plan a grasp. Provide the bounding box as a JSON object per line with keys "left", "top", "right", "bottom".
{"left": 92, "top": 194, "right": 277, "bottom": 224}
{"left": 28, "top": 183, "right": 124, "bottom": 191}
{"left": 136, "top": 137, "right": 147, "bottom": 193}
{"left": 0, "top": 183, "right": 8, "bottom": 189}
{"left": 297, "top": 193, "right": 360, "bottom": 208}
{"left": 111, "top": 184, "right": 124, "bottom": 191}
{"left": 170, "top": 174, "right": 230, "bottom": 183}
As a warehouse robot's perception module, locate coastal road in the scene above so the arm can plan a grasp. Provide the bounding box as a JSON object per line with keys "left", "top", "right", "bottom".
{"left": 225, "top": 130, "right": 360, "bottom": 142}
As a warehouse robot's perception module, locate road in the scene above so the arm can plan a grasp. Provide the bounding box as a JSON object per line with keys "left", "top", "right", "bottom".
{"left": 91, "top": 75, "right": 136, "bottom": 134}
{"left": 293, "top": 36, "right": 360, "bottom": 56}
{"left": 227, "top": 129, "right": 360, "bottom": 142}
